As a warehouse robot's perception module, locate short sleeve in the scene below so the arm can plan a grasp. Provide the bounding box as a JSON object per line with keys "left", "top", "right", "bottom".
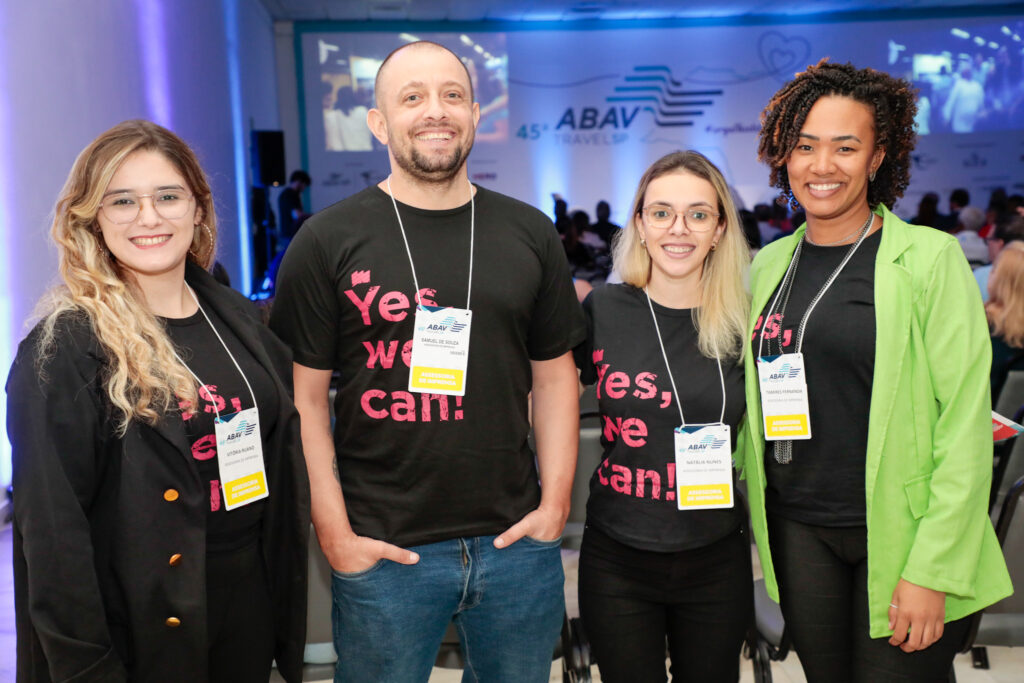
{"left": 269, "top": 224, "right": 340, "bottom": 370}
{"left": 526, "top": 222, "right": 587, "bottom": 361}
{"left": 574, "top": 292, "right": 597, "bottom": 385}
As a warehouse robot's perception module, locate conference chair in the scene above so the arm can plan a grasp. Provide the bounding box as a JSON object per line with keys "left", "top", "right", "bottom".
{"left": 992, "top": 371, "right": 1024, "bottom": 510}
{"left": 955, "top": 475, "right": 1024, "bottom": 677}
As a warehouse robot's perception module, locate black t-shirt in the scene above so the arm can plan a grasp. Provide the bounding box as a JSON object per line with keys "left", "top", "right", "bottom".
{"left": 575, "top": 284, "right": 745, "bottom": 552}
{"left": 269, "top": 184, "right": 586, "bottom": 547}
{"left": 751, "top": 229, "right": 881, "bottom": 526}
{"left": 278, "top": 187, "right": 303, "bottom": 239}
{"left": 163, "top": 302, "right": 279, "bottom": 553}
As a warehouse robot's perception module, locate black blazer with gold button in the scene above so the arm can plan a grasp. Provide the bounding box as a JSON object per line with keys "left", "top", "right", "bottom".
{"left": 6, "top": 262, "right": 310, "bottom": 682}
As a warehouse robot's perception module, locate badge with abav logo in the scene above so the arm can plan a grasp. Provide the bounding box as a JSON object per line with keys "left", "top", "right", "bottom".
{"left": 408, "top": 305, "right": 473, "bottom": 396}
{"left": 673, "top": 424, "right": 733, "bottom": 510}
{"left": 214, "top": 407, "right": 268, "bottom": 510}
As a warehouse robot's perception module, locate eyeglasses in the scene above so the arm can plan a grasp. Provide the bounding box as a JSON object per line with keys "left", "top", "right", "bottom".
{"left": 641, "top": 205, "right": 720, "bottom": 232}
{"left": 99, "top": 190, "right": 194, "bottom": 224}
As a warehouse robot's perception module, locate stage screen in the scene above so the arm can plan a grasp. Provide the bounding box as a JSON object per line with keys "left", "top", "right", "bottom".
{"left": 296, "top": 14, "right": 1024, "bottom": 220}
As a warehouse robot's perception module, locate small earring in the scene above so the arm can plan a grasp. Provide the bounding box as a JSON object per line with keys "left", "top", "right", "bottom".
{"left": 710, "top": 242, "right": 718, "bottom": 252}
{"left": 640, "top": 238, "right": 647, "bottom": 247}
{"left": 869, "top": 169, "right": 877, "bottom": 182}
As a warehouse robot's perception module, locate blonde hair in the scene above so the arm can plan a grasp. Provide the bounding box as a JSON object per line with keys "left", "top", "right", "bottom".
{"left": 987, "top": 241, "right": 1024, "bottom": 348}
{"left": 37, "top": 119, "right": 218, "bottom": 434}
{"left": 612, "top": 150, "right": 750, "bottom": 360}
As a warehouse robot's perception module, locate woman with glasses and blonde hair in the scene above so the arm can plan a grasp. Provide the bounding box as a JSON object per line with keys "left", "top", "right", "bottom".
{"left": 7, "top": 120, "right": 309, "bottom": 682}
{"left": 574, "top": 150, "right": 752, "bottom": 682}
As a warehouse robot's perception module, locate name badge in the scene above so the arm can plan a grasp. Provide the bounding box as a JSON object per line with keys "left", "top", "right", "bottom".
{"left": 673, "top": 424, "right": 734, "bottom": 510}
{"left": 214, "top": 407, "right": 269, "bottom": 510}
{"left": 756, "top": 353, "right": 812, "bottom": 440}
{"left": 408, "top": 305, "right": 472, "bottom": 396}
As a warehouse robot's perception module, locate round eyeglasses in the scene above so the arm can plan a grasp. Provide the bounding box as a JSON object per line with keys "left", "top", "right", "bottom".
{"left": 99, "top": 190, "right": 194, "bottom": 224}
{"left": 641, "top": 205, "right": 720, "bottom": 232}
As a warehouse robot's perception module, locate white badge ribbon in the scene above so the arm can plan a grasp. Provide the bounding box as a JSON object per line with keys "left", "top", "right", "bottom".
{"left": 175, "top": 286, "right": 268, "bottom": 511}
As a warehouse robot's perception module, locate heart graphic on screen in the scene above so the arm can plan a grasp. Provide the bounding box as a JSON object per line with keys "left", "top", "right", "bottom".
{"left": 758, "top": 31, "right": 812, "bottom": 80}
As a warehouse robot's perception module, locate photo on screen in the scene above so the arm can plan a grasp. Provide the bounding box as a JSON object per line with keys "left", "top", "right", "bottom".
{"left": 314, "top": 31, "right": 509, "bottom": 152}
{"left": 885, "top": 19, "right": 1024, "bottom": 135}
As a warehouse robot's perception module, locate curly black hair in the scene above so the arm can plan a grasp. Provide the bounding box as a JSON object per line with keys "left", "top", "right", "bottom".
{"left": 757, "top": 59, "right": 918, "bottom": 210}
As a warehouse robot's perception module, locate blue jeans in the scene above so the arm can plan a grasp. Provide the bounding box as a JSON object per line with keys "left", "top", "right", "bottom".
{"left": 331, "top": 534, "right": 565, "bottom": 682}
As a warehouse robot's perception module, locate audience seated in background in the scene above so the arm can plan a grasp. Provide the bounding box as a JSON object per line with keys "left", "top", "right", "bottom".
{"left": 553, "top": 195, "right": 571, "bottom": 235}
{"left": 953, "top": 206, "right": 990, "bottom": 267}
{"left": 739, "top": 209, "right": 761, "bottom": 252}
{"left": 563, "top": 209, "right": 595, "bottom": 275}
{"left": 910, "top": 191, "right": 944, "bottom": 227}
{"left": 575, "top": 209, "right": 606, "bottom": 252}
{"left": 987, "top": 240, "right": 1024, "bottom": 401}
{"left": 938, "top": 187, "right": 970, "bottom": 230}
{"left": 591, "top": 200, "right": 621, "bottom": 245}
{"left": 976, "top": 213, "right": 1024, "bottom": 301}
{"left": 982, "top": 187, "right": 1009, "bottom": 239}
{"left": 754, "top": 203, "right": 781, "bottom": 244}
{"left": 770, "top": 201, "right": 792, "bottom": 234}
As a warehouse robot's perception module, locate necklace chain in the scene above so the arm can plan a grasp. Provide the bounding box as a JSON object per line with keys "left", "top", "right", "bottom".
{"left": 804, "top": 212, "right": 875, "bottom": 247}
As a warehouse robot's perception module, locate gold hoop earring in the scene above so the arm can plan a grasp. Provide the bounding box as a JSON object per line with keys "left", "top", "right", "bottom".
{"left": 191, "top": 223, "right": 213, "bottom": 256}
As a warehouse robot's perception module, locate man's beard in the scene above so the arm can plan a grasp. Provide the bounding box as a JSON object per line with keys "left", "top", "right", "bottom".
{"left": 392, "top": 132, "right": 473, "bottom": 183}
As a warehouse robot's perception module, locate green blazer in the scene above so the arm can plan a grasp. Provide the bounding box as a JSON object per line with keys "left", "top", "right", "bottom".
{"left": 740, "top": 205, "right": 1013, "bottom": 638}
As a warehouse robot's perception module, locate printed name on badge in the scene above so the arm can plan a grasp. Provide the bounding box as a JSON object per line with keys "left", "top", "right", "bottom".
{"left": 757, "top": 353, "right": 812, "bottom": 441}
{"left": 214, "top": 407, "right": 269, "bottom": 510}
{"left": 408, "top": 305, "right": 473, "bottom": 396}
{"left": 674, "top": 424, "right": 734, "bottom": 510}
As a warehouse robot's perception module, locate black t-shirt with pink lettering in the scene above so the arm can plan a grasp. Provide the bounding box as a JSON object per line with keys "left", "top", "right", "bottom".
{"left": 575, "top": 284, "right": 745, "bottom": 552}
{"left": 163, "top": 304, "right": 278, "bottom": 553}
{"left": 269, "top": 185, "right": 585, "bottom": 548}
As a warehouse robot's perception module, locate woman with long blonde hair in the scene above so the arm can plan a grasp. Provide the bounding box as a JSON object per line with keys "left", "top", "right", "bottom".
{"left": 7, "top": 120, "right": 309, "bottom": 682}
{"left": 574, "top": 150, "right": 752, "bottom": 681}
{"left": 987, "top": 235, "right": 1024, "bottom": 401}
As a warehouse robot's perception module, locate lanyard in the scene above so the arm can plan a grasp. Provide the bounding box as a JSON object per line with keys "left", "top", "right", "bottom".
{"left": 386, "top": 175, "right": 475, "bottom": 309}
{"left": 756, "top": 212, "right": 874, "bottom": 359}
{"left": 172, "top": 286, "right": 257, "bottom": 420}
{"left": 644, "top": 287, "right": 726, "bottom": 427}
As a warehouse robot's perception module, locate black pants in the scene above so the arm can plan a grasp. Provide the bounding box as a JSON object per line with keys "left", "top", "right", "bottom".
{"left": 578, "top": 525, "right": 753, "bottom": 683}
{"left": 206, "top": 540, "right": 275, "bottom": 682}
{"left": 768, "top": 515, "right": 969, "bottom": 683}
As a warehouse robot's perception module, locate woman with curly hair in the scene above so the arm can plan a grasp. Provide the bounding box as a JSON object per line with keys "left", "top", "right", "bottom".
{"left": 6, "top": 120, "right": 310, "bottom": 682}
{"left": 741, "top": 60, "right": 1011, "bottom": 681}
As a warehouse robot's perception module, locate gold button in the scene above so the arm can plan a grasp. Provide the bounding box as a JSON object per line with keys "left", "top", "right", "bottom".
{"left": 165, "top": 617, "right": 181, "bottom": 627}
{"left": 163, "top": 489, "right": 179, "bottom": 502}
{"left": 168, "top": 554, "right": 182, "bottom": 566}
